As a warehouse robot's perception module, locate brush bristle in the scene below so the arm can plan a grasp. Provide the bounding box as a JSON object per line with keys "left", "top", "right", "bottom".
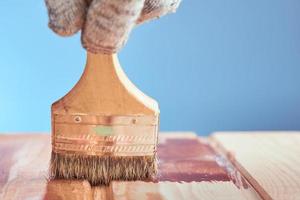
{"left": 49, "top": 152, "right": 157, "bottom": 185}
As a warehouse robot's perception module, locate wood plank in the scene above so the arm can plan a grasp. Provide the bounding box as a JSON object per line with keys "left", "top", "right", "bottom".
{"left": 111, "top": 181, "right": 259, "bottom": 200}
{"left": 211, "top": 131, "right": 300, "bottom": 200}
{"left": 0, "top": 135, "right": 50, "bottom": 200}
{"left": 0, "top": 133, "right": 260, "bottom": 200}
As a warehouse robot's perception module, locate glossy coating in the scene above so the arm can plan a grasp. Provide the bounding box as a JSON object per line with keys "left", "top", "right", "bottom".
{"left": 0, "top": 133, "right": 260, "bottom": 200}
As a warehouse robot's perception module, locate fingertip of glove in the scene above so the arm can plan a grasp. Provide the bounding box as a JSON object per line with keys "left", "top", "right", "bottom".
{"left": 48, "top": 23, "right": 81, "bottom": 37}
{"left": 80, "top": 0, "right": 141, "bottom": 54}
{"left": 46, "top": 0, "right": 88, "bottom": 37}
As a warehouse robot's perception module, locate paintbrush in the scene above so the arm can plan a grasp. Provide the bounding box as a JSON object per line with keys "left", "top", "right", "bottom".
{"left": 45, "top": 0, "right": 181, "bottom": 186}
{"left": 50, "top": 53, "right": 159, "bottom": 185}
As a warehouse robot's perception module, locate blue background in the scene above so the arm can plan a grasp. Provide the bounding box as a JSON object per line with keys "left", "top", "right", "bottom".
{"left": 0, "top": 1, "right": 300, "bottom": 135}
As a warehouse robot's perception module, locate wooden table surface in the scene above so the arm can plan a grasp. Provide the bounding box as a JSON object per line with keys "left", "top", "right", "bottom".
{"left": 0, "top": 132, "right": 299, "bottom": 200}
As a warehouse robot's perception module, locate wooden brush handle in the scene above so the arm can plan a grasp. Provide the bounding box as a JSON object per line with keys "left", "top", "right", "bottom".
{"left": 52, "top": 52, "right": 159, "bottom": 116}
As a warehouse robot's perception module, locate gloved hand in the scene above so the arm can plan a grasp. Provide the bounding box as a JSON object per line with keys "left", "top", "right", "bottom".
{"left": 45, "top": 0, "right": 181, "bottom": 54}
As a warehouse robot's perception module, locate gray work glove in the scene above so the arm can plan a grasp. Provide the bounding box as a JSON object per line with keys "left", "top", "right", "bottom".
{"left": 45, "top": 0, "right": 181, "bottom": 54}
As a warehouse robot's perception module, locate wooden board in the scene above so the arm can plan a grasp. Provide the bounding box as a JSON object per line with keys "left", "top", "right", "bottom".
{"left": 0, "top": 132, "right": 260, "bottom": 200}
{"left": 211, "top": 131, "right": 300, "bottom": 200}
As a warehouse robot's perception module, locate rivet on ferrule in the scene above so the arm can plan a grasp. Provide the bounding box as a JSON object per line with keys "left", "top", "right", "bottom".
{"left": 74, "top": 116, "right": 82, "bottom": 123}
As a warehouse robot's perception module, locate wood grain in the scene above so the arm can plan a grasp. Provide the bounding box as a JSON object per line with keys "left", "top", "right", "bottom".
{"left": 211, "top": 131, "right": 300, "bottom": 200}
{"left": 112, "top": 181, "right": 259, "bottom": 200}
{"left": 0, "top": 133, "right": 260, "bottom": 200}
{"left": 0, "top": 134, "right": 50, "bottom": 200}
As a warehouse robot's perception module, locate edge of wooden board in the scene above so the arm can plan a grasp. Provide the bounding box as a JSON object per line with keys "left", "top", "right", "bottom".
{"left": 209, "top": 131, "right": 300, "bottom": 200}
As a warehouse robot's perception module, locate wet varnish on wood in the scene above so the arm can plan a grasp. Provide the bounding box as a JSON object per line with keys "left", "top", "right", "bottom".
{"left": 0, "top": 132, "right": 262, "bottom": 200}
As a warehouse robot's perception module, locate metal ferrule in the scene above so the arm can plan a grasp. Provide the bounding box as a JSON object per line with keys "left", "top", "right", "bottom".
{"left": 52, "top": 114, "right": 159, "bottom": 156}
